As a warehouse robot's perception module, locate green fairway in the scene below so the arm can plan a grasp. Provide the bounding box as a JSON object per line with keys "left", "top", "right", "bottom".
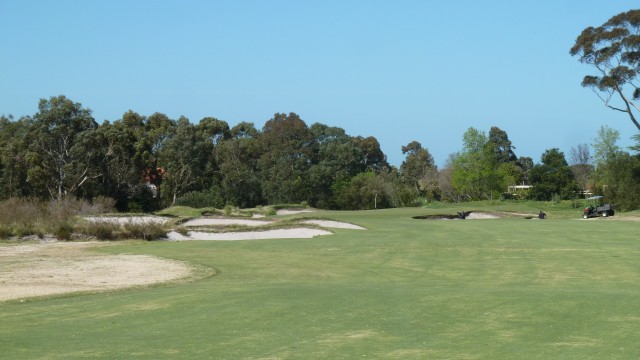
{"left": 2, "top": 206, "right": 640, "bottom": 359}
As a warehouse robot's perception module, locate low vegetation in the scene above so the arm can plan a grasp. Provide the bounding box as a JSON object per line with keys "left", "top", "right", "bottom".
{"left": 0, "top": 197, "right": 168, "bottom": 241}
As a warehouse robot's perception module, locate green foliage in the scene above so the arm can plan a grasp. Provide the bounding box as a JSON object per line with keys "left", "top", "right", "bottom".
{"left": 26, "top": 95, "right": 100, "bottom": 200}
{"left": 592, "top": 125, "right": 621, "bottom": 168}
{"left": 529, "top": 148, "right": 579, "bottom": 200}
{"left": 400, "top": 141, "right": 438, "bottom": 199}
{"left": 630, "top": 132, "right": 640, "bottom": 154}
{"left": 452, "top": 127, "right": 513, "bottom": 200}
{"left": 174, "top": 190, "right": 224, "bottom": 209}
{"left": 489, "top": 126, "right": 518, "bottom": 163}
{"left": 0, "top": 115, "right": 31, "bottom": 199}
{"left": 128, "top": 185, "right": 158, "bottom": 213}
{"left": 602, "top": 152, "right": 640, "bottom": 211}
{"left": 259, "top": 113, "right": 314, "bottom": 204}
{"left": 7, "top": 95, "right": 637, "bottom": 211}
{"left": 158, "top": 117, "right": 216, "bottom": 207}
{"left": 307, "top": 123, "right": 368, "bottom": 208}
{"left": 14, "top": 224, "right": 38, "bottom": 237}
{"left": 330, "top": 172, "right": 391, "bottom": 210}
{"left": 53, "top": 222, "right": 74, "bottom": 240}
{"left": 216, "top": 122, "right": 262, "bottom": 208}
{"left": 0, "top": 225, "right": 12, "bottom": 239}
{"left": 571, "top": 9, "right": 640, "bottom": 130}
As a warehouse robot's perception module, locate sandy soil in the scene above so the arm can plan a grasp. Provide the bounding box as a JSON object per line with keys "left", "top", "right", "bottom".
{"left": 0, "top": 241, "right": 194, "bottom": 302}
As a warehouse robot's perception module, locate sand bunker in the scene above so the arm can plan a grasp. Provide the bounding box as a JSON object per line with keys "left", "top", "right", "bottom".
{"left": 167, "top": 217, "right": 364, "bottom": 241}
{"left": 414, "top": 212, "right": 502, "bottom": 220}
{"left": 0, "top": 242, "right": 195, "bottom": 302}
{"left": 466, "top": 212, "right": 501, "bottom": 219}
{"left": 301, "top": 220, "right": 366, "bottom": 229}
{"left": 166, "top": 228, "right": 332, "bottom": 241}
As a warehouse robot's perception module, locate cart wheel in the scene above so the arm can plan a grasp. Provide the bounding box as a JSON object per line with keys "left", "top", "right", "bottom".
{"left": 582, "top": 214, "right": 588, "bottom": 219}
{"left": 601, "top": 211, "right": 608, "bottom": 217}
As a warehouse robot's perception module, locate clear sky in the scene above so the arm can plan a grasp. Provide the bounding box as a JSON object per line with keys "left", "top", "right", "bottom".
{"left": 1, "top": 0, "right": 639, "bottom": 167}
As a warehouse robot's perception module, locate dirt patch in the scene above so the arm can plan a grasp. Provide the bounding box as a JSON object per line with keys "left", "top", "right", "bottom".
{"left": 0, "top": 241, "right": 196, "bottom": 302}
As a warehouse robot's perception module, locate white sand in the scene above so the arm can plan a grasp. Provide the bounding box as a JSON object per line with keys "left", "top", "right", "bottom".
{"left": 166, "top": 228, "right": 332, "bottom": 241}
{"left": 466, "top": 212, "right": 501, "bottom": 219}
{"left": 301, "top": 220, "right": 366, "bottom": 229}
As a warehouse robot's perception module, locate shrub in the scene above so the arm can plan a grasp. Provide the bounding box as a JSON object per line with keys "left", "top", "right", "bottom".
{"left": 128, "top": 185, "right": 159, "bottom": 213}
{"left": 54, "top": 222, "right": 74, "bottom": 241}
{"left": 0, "top": 197, "right": 44, "bottom": 227}
{"left": 47, "top": 198, "right": 80, "bottom": 223}
{"left": 175, "top": 190, "right": 224, "bottom": 209}
{"left": 123, "top": 222, "right": 167, "bottom": 241}
{"left": 85, "top": 196, "right": 117, "bottom": 215}
{"left": 14, "top": 224, "right": 36, "bottom": 237}
{"left": 83, "top": 222, "right": 120, "bottom": 240}
{"left": 0, "top": 225, "right": 14, "bottom": 239}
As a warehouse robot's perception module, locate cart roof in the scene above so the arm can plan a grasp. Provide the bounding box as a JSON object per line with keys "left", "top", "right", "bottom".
{"left": 586, "top": 195, "right": 603, "bottom": 200}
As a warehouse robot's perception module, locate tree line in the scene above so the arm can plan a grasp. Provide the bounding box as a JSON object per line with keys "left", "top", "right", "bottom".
{"left": 1, "top": 95, "right": 640, "bottom": 211}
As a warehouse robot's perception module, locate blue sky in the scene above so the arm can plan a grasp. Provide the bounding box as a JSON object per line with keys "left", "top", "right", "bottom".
{"left": 1, "top": 0, "right": 639, "bottom": 167}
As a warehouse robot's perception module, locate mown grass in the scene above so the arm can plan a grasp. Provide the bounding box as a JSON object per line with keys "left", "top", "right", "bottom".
{"left": 1, "top": 204, "right": 640, "bottom": 359}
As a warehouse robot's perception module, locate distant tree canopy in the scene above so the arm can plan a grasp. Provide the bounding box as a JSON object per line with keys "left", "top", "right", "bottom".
{"left": 2, "top": 95, "right": 640, "bottom": 211}
{"left": 450, "top": 127, "right": 522, "bottom": 201}
{"left": 529, "top": 148, "right": 579, "bottom": 201}
{"left": 0, "top": 97, "right": 402, "bottom": 211}
{"left": 570, "top": 9, "right": 640, "bottom": 130}
{"left": 400, "top": 141, "right": 438, "bottom": 200}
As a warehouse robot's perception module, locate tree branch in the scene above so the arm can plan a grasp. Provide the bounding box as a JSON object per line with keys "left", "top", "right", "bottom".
{"left": 616, "top": 87, "right": 640, "bottom": 130}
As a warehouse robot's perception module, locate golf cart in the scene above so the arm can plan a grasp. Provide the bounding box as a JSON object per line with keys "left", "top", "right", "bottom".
{"left": 582, "top": 196, "right": 615, "bottom": 218}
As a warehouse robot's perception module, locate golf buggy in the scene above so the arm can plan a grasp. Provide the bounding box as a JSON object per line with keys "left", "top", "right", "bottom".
{"left": 582, "top": 196, "right": 615, "bottom": 218}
